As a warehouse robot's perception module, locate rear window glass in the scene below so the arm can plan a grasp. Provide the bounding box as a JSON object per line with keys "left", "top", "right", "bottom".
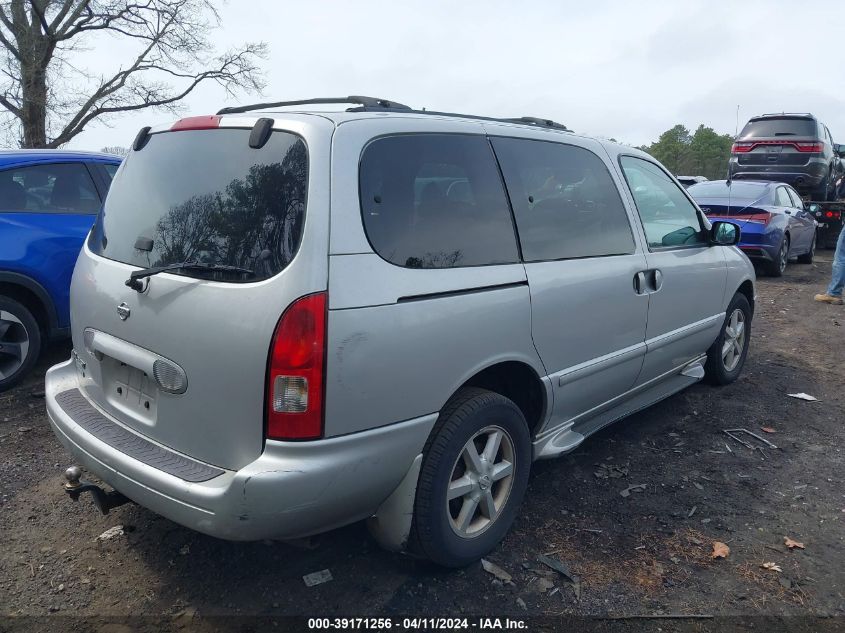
{"left": 88, "top": 129, "right": 307, "bottom": 282}
{"left": 688, "top": 181, "right": 770, "bottom": 201}
{"left": 359, "top": 134, "right": 519, "bottom": 268}
{"left": 739, "top": 117, "right": 817, "bottom": 138}
{"left": 491, "top": 137, "right": 634, "bottom": 261}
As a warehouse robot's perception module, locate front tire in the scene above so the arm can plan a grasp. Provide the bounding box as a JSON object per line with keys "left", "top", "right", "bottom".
{"left": 410, "top": 388, "right": 531, "bottom": 567}
{"left": 705, "top": 293, "right": 751, "bottom": 386}
{"left": 0, "top": 296, "right": 42, "bottom": 392}
{"left": 797, "top": 231, "right": 816, "bottom": 264}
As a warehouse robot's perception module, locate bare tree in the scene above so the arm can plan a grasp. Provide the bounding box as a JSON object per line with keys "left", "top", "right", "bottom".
{"left": 100, "top": 144, "right": 128, "bottom": 155}
{"left": 0, "top": 0, "right": 266, "bottom": 148}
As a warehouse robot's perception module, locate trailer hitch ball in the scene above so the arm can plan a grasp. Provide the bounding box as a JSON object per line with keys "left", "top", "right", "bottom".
{"left": 65, "top": 465, "right": 82, "bottom": 489}
{"left": 61, "top": 465, "right": 130, "bottom": 514}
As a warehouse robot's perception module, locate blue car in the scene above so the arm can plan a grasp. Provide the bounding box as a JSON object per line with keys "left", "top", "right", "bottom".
{"left": 0, "top": 150, "right": 121, "bottom": 390}
{"left": 688, "top": 179, "right": 817, "bottom": 277}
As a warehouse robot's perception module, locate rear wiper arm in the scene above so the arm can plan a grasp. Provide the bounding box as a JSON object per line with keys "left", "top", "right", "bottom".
{"left": 125, "top": 261, "right": 255, "bottom": 291}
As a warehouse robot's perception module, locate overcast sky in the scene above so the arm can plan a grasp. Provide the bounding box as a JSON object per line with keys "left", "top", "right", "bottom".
{"left": 67, "top": 0, "right": 845, "bottom": 151}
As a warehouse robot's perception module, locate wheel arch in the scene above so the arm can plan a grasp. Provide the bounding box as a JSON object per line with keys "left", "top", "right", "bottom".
{"left": 450, "top": 360, "right": 549, "bottom": 438}
{"left": 736, "top": 279, "right": 755, "bottom": 317}
{"left": 0, "top": 272, "right": 59, "bottom": 336}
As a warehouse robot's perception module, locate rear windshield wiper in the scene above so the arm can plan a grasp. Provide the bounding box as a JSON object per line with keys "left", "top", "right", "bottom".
{"left": 125, "top": 261, "right": 255, "bottom": 291}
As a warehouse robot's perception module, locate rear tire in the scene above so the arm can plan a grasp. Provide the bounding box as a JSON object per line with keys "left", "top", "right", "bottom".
{"left": 814, "top": 173, "right": 831, "bottom": 202}
{"left": 0, "top": 296, "right": 42, "bottom": 392}
{"left": 410, "top": 387, "right": 531, "bottom": 567}
{"left": 765, "top": 235, "right": 789, "bottom": 277}
{"left": 705, "top": 293, "right": 751, "bottom": 386}
{"left": 797, "top": 231, "right": 816, "bottom": 264}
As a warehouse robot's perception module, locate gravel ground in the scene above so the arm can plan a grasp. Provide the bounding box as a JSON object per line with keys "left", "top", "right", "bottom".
{"left": 1, "top": 253, "right": 844, "bottom": 630}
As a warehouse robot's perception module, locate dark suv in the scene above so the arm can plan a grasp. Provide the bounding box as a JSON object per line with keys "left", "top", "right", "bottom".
{"left": 729, "top": 113, "right": 840, "bottom": 201}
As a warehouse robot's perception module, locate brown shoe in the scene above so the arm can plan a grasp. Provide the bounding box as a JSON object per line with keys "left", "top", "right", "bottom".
{"left": 815, "top": 293, "right": 844, "bottom": 305}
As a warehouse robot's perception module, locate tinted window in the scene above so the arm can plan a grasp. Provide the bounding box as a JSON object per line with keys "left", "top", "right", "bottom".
{"left": 620, "top": 156, "right": 707, "bottom": 249}
{"left": 0, "top": 163, "right": 99, "bottom": 214}
{"left": 89, "top": 129, "right": 307, "bottom": 282}
{"left": 786, "top": 188, "right": 804, "bottom": 208}
{"left": 739, "top": 117, "right": 817, "bottom": 138}
{"left": 775, "top": 187, "right": 793, "bottom": 207}
{"left": 102, "top": 163, "right": 119, "bottom": 183}
{"left": 491, "top": 137, "right": 634, "bottom": 261}
{"left": 359, "top": 134, "right": 519, "bottom": 268}
{"left": 688, "top": 181, "right": 769, "bottom": 201}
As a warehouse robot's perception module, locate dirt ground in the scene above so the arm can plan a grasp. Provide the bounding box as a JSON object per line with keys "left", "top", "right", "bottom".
{"left": 2, "top": 252, "right": 844, "bottom": 629}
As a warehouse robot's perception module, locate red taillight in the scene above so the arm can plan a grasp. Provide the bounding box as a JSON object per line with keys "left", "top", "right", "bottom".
{"left": 732, "top": 140, "right": 823, "bottom": 153}
{"left": 171, "top": 115, "right": 221, "bottom": 131}
{"left": 265, "top": 292, "right": 327, "bottom": 440}
{"left": 744, "top": 212, "right": 773, "bottom": 225}
{"left": 825, "top": 210, "right": 841, "bottom": 219}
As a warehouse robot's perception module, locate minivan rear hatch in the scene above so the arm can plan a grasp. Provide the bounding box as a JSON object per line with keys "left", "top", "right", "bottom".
{"left": 71, "top": 119, "right": 323, "bottom": 470}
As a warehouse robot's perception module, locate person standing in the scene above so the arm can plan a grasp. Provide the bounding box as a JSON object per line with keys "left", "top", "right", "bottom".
{"left": 815, "top": 225, "right": 845, "bottom": 305}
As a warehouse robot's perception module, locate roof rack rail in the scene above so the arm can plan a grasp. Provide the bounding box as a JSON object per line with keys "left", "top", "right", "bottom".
{"left": 349, "top": 105, "right": 570, "bottom": 132}
{"left": 216, "top": 96, "right": 411, "bottom": 116}
{"left": 755, "top": 112, "right": 814, "bottom": 118}
{"left": 502, "top": 116, "right": 569, "bottom": 131}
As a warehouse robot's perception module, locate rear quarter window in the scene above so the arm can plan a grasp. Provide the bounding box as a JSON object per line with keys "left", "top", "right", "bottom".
{"left": 359, "top": 134, "right": 519, "bottom": 269}
{"left": 89, "top": 128, "right": 307, "bottom": 282}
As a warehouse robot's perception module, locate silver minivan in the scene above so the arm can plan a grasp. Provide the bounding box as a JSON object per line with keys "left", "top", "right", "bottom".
{"left": 45, "top": 97, "right": 755, "bottom": 567}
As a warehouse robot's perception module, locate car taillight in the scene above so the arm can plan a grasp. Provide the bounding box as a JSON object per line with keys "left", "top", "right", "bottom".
{"left": 825, "top": 210, "right": 841, "bottom": 219}
{"left": 744, "top": 212, "right": 773, "bottom": 225}
{"left": 795, "top": 142, "right": 824, "bottom": 153}
{"left": 731, "top": 142, "right": 753, "bottom": 153}
{"left": 265, "top": 292, "right": 327, "bottom": 440}
{"left": 171, "top": 115, "right": 221, "bottom": 131}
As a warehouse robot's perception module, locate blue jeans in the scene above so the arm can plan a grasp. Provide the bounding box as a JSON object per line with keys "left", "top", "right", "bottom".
{"left": 828, "top": 226, "right": 845, "bottom": 297}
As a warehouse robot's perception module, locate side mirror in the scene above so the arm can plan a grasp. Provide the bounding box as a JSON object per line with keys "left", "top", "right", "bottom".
{"left": 836, "top": 144, "right": 845, "bottom": 158}
{"left": 711, "top": 221, "right": 741, "bottom": 246}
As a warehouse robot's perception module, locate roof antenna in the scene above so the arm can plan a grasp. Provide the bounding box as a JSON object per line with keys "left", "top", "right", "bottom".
{"left": 725, "top": 104, "right": 740, "bottom": 218}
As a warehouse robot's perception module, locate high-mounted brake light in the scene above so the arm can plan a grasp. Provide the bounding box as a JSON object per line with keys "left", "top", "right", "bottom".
{"left": 265, "top": 292, "right": 327, "bottom": 440}
{"left": 171, "top": 115, "right": 221, "bottom": 131}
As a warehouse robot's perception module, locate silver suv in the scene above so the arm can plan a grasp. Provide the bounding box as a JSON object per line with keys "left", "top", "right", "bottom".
{"left": 45, "top": 97, "right": 755, "bottom": 567}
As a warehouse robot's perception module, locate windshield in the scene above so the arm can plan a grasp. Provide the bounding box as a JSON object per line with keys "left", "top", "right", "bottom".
{"left": 739, "top": 117, "right": 817, "bottom": 138}
{"left": 88, "top": 128, "right": 308, "bottom": 282}
{"left": 688, "top": 181, "right": 769, "bottom": 201}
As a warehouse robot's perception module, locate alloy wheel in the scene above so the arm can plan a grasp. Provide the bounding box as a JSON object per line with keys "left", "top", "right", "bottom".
{"left": 0, "top": 310, "right": 30, "bottom": 380}
{"left": 447, "top": 425, "right": 516, "bottom": 538}
{"left": 721, "top": 308, "right": 746, "bottom": 372}
{"left": 778, "top": 240, "right": 788, "bottom": 273}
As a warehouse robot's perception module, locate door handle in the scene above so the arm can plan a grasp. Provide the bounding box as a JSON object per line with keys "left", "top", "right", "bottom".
{"left": 634, "top": 270, "right": 662, "bottom": 294}
{"left": 634, "top": 271, "right": 647, "bottom": 295}
{"left": 652, "top": 269, "right": 663, "bottom": 291}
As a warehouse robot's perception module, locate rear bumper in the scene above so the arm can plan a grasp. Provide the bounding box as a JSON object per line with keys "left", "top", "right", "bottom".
{"left": 739, "top": 245, "right": 775, "bottom": 261}
{"left": 46, "top": 359, "right": 435, "bottom": 541}
{"left": 729, "top": 158, "right": 828, "bottom": 189}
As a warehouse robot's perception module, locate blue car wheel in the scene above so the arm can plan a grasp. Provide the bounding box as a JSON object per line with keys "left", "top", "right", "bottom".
{"left": 0, "top": 296, "right": 42, "bottom": 391}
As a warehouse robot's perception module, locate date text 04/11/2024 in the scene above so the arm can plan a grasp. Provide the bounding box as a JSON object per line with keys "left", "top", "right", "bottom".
{"left": 307, "top": 618, "right": 528, "bottom": 630}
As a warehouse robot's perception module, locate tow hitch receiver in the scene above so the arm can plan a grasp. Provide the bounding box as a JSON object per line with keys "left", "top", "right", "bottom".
{"left": 63, "top": 466, "right": 130, "bottom": 515}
